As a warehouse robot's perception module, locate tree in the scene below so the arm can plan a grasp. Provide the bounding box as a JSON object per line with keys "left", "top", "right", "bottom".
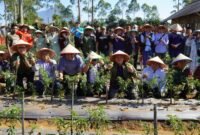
{"left": 141, "top": 3, "right": 159, "bottom": 23}
{"left": 115, "top": 0, "right": 128, "bottom": 19}
{"left": 96, "top": 0, "right": 111, "bottom": 20}
{"left": 126, "top": 0, "right": 140, "bottom": 20}
{"left": 171, "top": 0, "right": 193, "bottom": 14}
{"left": 70, "top": 0, "right": 82, "bottom": 23}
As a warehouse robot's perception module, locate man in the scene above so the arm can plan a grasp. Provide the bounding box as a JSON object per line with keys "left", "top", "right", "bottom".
{"left": 142, "top": 56, "right": 166, "bottom": 98}
{"left": 140, "top": 24, "right": 155, "bottom": 66}
{"left": 57, "top": 44, "right": 90, "bottom": 95}
{"left": 82, "top": 26, "right": 96, "bottom": 57}
{"left": 6, "top": 24, "right": 20, "bottom": 55}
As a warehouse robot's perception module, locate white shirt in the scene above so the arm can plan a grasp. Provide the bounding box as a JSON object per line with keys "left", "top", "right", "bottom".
{"left": 142, "top": 66, "right": 166, "bottom": 91}
{"left": 140, "top": 32, "right": 155, "bottom": 51}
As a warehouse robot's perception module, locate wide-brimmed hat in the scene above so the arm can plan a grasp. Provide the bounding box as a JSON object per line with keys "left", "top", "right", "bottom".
{"left": 158, "top": 25, "right": 167, "bottom": 30}
{"left": 110, "top": 50, "right": 130, "bottom": 62}
{"left": 60, "top": 29, "right": 70, "bottom": 35}
{"left": 129, "top": 29, "right": 138, "bottom": 33}
{"left": 143, "top": 24, "right": 153, "bottom": 29}
{"left": 60, "top": 44, "right": 80, "bottom": 55}
{"left": 171, "top": 53, "right": 192, "bottom": 64}
{"left": 87, "top": 51, "right": 102, "bottom": 60}
{"left": 35, "top": 30, "right": 43, "bottom": 34}
{"left": 0, "top": 51, "right": 5, "bottom": 56}
{"left": 62, "top": 27, "right": 69, "bottom": 31}
{"left": 194, "top": 29, "right": 200, "bottom": 33}
{"left": 29, "top": 25, "right": 36, "bottom": 30}
{"left": 114, "top": 26, "right": 124, "bottom": 32}
{"left": 21, "top": 24, "right": 30, "bottom": 29}
{"left": 170, "top": 24, "right": 183, "bottom": 32}
{"left": 11, "top": 40, "right": 32, "bottom": 52}
{"left": 48, "top": 25, "right": 60, "bottom": 31}
{"left": 85, "top": 26, "right": 94, "bottom": 31}
{"left": 147, "top": 56, "right": 166, "bottom": 68}
{"left": 36, "top": 48, "right": 56, "bottom": 59}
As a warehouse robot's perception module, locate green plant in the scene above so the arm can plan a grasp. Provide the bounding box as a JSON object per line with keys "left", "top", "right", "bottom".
{"left": 140, "top": 121, "right": 153, "bottom": 135}
{"left": 29, "top": 123, "right": 39, "bottom": 135}
{"left": 2, "top": 71, "right": 16, "bottom": 95}
{"left": 0, "top": 105, "right": 21, "bottom": 135}
{"left": 117, "top": 77, "right": 132, "bottom": 98}
{"left": 118, "top": 127, "right": 129, "bottom": 135}
{"left": 72, "top": 111, "right": 89, "bottom": 135}
{"left": 39, "top": 68, "right": 53, "bottom": 96}
{"left": 167, "top": 115, "right": 184, "bottom": 135}
{"left": 53, "top": 117, "right": 69, "bottom": 135}
{"left": 88, "top": 105, "right": 109, "bottom": 135}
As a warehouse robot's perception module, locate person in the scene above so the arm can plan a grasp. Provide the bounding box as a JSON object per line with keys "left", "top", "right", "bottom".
{"left": 71, "top": 22, "right": 84, "bottom": 50}
{"left": 111, "top": 27, "right": 126, "bottom": 53}
{"left": 108, "top": 50, "right": 138, "bottom": 99}
{"left": 34, "top": 48, "right": 61, "bottom": 97}
{"left": 6, "top": 24, "right": 20, "bottom": 55}
{"left": 154, "top": 25, "right": 169, "bottom": 59}
{"left": 17, "top": 24, "right": 34, "bottom": 46}
{"left": 125, "top": 29, "right": 139, "bottom": 69}
{"left": 11, "top": 40, "right": 35, "bottom": 91}
{"left": 183, "top": 27, "right": 193, "bottom": 57}
{"left": 193, "top": 48, "right": 200, "bottom": 80}
{"left": 82, "top": 26, "right": 96, "bottom": 57}
{"left": 140, "top": 24, "right": 155, "bottom": 66}
{"left": 170, "top": 53, "right": 192, "bottom": 98}
{"left": 190, "top": 30, "right": 200, "bottom": 74}
{"left": 85, "top": 51, "right": 103, "bottom": 96}
{"left": 142, "top": 56, "right": 166, "bottom": 98}
{"left": 96, "top": 27, "right": 110, "bottom": 56}
{"left": 47, "top": 25, "right": 60, "bottom": 60}
{"left": 33, "top": 30, "right": 48, "bottom": 51}
{"left": 168, "top": 24, "right": 184, "bottom": 58}
{"left": 58, "top": 29, "right": 70, "bottom": 51}
{"left": 57, "top": 44, "right": 90, "bottom": 96}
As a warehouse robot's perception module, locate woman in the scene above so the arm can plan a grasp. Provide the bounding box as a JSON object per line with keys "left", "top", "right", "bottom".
{"left": 58, "top": 29, "right": 70, "bottom": 51}
{"left": 108, "top": 50, "right": 137, "bottom": 99}
{"left": 34, "top": 30, "right": 48, "bottom": 51}
{"left": 11, "top": 40, "right": 35, "bottom": 90}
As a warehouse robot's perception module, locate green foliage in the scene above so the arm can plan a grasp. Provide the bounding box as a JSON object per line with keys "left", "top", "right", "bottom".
{"left": 72, "top": 111, "right": 89, "bottom": 135}
{"left": 7, "top": 125, "right": 16, "bottom": 135}
{"left": 117, "top": 77, "right": 132, "bottom": 98}
{"left": 88, "top": 105, "right": 109, "bottom": 135}
{"left": 53, "top": 117, "right": 69, "bottom": 135}
{"left": 39, "top": 68, "right": 53, "bottom": 96}
{"left": 28, "top": 123, "right": 39, "bottom": 135}
{"left": 2, "top": 71, "right": 16, "bottom": 94}
{"left": 140, "top": 121, "right": 153, "bottom": 135}
{"left": 167, "top": 115, "right": 184, "bottom": 135}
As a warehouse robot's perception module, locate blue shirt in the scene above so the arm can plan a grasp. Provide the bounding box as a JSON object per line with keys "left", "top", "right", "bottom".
{"left": 58, "top": 55, "right": 84, "bottom": 75}
{"left": 34, "top": 59, "right": 57, "bottom": 79}
{"left": 154, "top": 33, "right": 169, "bottom": 53}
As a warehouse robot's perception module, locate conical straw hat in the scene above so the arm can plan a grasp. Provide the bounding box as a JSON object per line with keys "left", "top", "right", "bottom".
{"left": 110, "top": 50, "right": 130, "bottom": 62}
{"left": 170, "top": 24, "right": 183, "bottom": 32}
{"left": 147, "top": 56, "right": 166, "bottom": 68}
{"left": 36, "top": 48, "right": 56, "bottom": 59}
{"left": 11, "top": 40, "right": 32, "bottom": 52}
{"left": 85, "top": 25, "right": 94, "bottom": 31}
{"left": 171, "top": 53, "right": 192, "bottom": 64}
{"left": 60, "top": 44, "right": 80, "bottom": 55}
{"left": 0, "top": 51, "right": 5, "bottom": 54}
{"left": 114, "top": 26, "right": 124, "bottom": 32}
{"left": 143, "top": 24, "right": 153, "bottom": 29}
{"left": 87, "top": 51, "right": 102, "bottom": 60}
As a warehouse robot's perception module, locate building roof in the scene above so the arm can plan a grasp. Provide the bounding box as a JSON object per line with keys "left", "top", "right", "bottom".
{"left": 163, "top": 0, "right": 200, "bottom": 22}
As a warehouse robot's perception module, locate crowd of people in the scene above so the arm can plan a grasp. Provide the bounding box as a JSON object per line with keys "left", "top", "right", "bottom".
{"left": 0, "top": 22, "right": 199, "bottom": 99}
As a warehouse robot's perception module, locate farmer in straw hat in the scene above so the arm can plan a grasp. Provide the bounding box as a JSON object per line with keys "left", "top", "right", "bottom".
{"left": 170, "top": 53, "right": 192, "bottom": 98}
{"left": 58, "top": 29, "right": 70, "bottom": 51}
{"left": 85, "top": 51, "right": 104, "bottom": 96}
{"left": 142, "top": 56, "right": 167, "bottom": 98}
{"left": 57, "top": 44, "right": 90, "bottom": 96}
{"left": 34, "top": 48, "right": 61, "bottom": 97}
{"left": 154, "top": 25, "right": 169, "bottom": 59}
{"left": 11, "top": 40, "right": 35, "bottom": 90}
{"left": 168, "top": 24, "right": 184, "bottom": 58}
{"left": 111, "top": 26, "right": 126, "bottom": 53}
{"left": 33, "top": 30, "right": 48, "bottom": 52}
{"left": 82, "top": 25, "right": 96, "bottom": 57}
{"left": 108, "top": 50, "right": 138, "bottom": 99}
{"left": 140, "top": 24, "right": 155, "bottom": 66}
